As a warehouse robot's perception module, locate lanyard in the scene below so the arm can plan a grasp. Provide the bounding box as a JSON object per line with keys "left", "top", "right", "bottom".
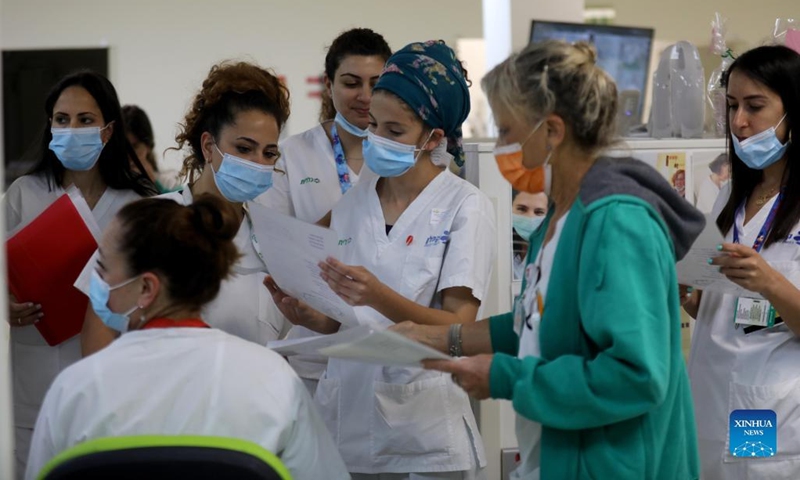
{"left": 330, "top": 122, "right": 353, "bottom": 195}
{"left": 242, "top": 203, "right": 267, "bottom": 269}
{"left": 141, "top": 318, "right": 210, "bottom": 329}
{"left": 732, "top": 192, "right": 782, "bottom": 253}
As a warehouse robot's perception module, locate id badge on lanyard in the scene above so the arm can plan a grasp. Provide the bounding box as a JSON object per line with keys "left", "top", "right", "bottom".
{"left": 514, "top": 262, "right": 543, "bottom": 335}
{"left": 731, "top": 193, "right": 782, "bottom": 331}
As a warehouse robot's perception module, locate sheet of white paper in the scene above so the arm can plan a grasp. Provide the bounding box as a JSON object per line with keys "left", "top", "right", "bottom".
{"left": 248, "top": 203, "right": 359, "bottom": 326}
{"left": 319, "top": 328, "right": 452, "bottom": 367}
{"left": 267, "top": 325, "right": 373, "bottom": 356}
{"left": 676, "top": 213, "right": 757, "bottom": 298}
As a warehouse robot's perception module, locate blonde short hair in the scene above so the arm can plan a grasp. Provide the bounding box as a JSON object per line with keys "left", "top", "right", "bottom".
{"left": 482, "top": 40, "right": 618, "bottom": 152}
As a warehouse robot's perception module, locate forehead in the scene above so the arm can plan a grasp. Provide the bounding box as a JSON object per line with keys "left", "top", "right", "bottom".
{"left": 727, "top": 71, "right": 779, "bottom": 99}
{"left": 370, "top": 91, "right": 418, "bottom": 124}
{"left": 53, "top": 86, "right": 101, "bottom": 113}
{"left": 335, "top": 55, "right": 386, "bottom": 77}
{"left": 218, "top": 109, "right": 279, "bottom": 139}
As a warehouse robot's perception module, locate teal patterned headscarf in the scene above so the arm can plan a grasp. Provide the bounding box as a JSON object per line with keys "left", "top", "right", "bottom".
{"left": 374, "top": 40, "right": 470, "bottom": 167}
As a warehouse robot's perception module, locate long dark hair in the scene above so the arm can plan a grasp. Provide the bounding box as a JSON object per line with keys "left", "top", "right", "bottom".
{"left": 319, "top": 28, "right": 391, "bottom": 123}
{"left": 122, "top": 104, "right": 157, "bottom": 172}
{"left": 717, "top": 45, "right": 800, "bottom": 248}
{"left": 27, "top": 71, "right": 156, "bottom": 196}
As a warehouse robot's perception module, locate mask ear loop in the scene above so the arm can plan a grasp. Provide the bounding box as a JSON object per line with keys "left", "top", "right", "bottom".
{"left": 414, "top": 129, "right": 437, "bottom": 162}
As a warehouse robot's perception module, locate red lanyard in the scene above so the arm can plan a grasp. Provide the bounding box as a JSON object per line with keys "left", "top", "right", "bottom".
{"left": 141, "top": 318, "right": 210, "bottom": 330}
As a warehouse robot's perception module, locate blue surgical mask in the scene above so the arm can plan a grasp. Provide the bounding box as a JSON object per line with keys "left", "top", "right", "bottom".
{"left": 49, "top": 125, "right": 110, "bottom": 171}
{"left": 363, "top": 130, "right": 434, "bottom": 178}
{"left": 512, "top": 214, "right": 544, "bottom": 240}
{"left": 732, "top": 114, "right": 790, "bottom": 170}
{"left": 89, "top": 270, "right": 140, "bottom": 333}
{"left": 212, "top": 146, "right": 274, "bottom": 202}
{"left": 334, "top": 112, "right": 368, "bottom": 138}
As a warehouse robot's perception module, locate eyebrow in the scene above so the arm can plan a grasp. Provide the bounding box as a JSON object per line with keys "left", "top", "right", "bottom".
{"left": 53, "top": 111, "right": 97, "bottom": 116}
{"left": 236, "top": 136, "right": 278, "bottom": 149}
{"left": 726, "top": 94, "right": 768, "bottom": 101}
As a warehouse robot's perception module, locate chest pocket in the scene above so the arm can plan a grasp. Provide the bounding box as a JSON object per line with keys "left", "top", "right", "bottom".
{"left": 400, "top": 243, "right": 446, "bottom": 301}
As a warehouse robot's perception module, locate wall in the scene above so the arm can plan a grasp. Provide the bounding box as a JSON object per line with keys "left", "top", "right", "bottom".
{"left": 0, "top": 0, "right": 482, "bottom": 171}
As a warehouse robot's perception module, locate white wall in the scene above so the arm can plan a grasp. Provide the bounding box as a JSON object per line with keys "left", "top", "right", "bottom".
{"left": 1, "top": 0, "right": 482, "bottom": 171}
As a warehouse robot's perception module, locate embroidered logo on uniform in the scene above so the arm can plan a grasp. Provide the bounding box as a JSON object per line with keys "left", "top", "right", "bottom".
{"left": 424, "top": 230, "right": 450, "bottom": 247}
{"left": 300, "top": 177, "right": 321, "bottom": 185}
{"left": 338, "top": 237, "right": 352, "bottom": 246}
{"left": 729, "top": 410, "right": 777, "bottom": 457}
{"left": 786, "top": 230, "right": 800, "bottom": 245}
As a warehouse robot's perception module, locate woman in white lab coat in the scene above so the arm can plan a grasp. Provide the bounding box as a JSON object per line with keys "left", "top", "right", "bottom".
{"left": 259, "top": 29, "right": 392, "bottom": 393}
{"left": 684, "top": 45, "right": 800, "bottom": 479}
{"left": 3, "top": 71, "right": 157, "bottom": 477}
{"left": 80, "top": 61, "right": 290, "bottom": 354}
{"left": 25, "top": 195, "right": 349, "bottom": 480}
{"left": 267, "top": 40, "right": 493, "bottom": 479}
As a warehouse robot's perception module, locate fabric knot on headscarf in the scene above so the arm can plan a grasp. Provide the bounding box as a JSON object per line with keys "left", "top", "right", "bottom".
{"left": 375, "top": 40, "right": 470, "bottom": 167}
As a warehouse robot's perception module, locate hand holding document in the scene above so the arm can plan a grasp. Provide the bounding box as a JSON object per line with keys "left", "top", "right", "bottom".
{"left": 6, "top": 187, "right": 101, "bottom": 345}
{"left": 268, "top": 325, "right": 452, "bottom": 367}
{"left": 676, "top": 213, "right": 756, "bottom": 298}
{"left": 248, "top": 204, "right": 359, "bottom": 326}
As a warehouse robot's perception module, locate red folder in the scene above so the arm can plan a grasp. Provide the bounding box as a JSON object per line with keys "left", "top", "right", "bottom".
{"left": 7, "top": 193, "right": 99, "bottom": 346}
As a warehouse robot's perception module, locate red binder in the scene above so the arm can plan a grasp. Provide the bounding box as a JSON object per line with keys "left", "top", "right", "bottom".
{"left": 7, "top": 193, "right": 99, "bottom": 346}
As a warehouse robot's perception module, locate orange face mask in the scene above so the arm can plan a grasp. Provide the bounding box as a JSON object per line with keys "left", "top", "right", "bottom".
{"left": 493, "top": 122, "right": 552, "bottom": 194}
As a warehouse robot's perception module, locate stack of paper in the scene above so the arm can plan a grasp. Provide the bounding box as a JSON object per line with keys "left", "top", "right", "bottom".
{"left": 267, "top": 325, "right": 452, "bottom": 367}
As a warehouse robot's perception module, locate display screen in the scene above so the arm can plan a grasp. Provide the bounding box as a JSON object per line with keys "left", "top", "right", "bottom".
{"left": 530, "top": 21, "right": 653, "bottom": 121}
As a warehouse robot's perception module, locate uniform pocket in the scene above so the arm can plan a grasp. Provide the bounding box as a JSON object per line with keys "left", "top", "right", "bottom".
{"left": 400, "top": 254, "right": 444, "bottom": 300}
{"left": 372, "top": 375, "right": 454, "bottom": 458}
{"left": 723, "top": 376, "right": 800, "bottom": 476}
{"left": 313, "top": 376, "right": 341, "bottom": 444}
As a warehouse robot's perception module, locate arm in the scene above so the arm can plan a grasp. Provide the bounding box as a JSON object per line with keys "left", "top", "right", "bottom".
{"left": 490, "top": 204, "right": 675, "bottom": 430}
{"left": 392, "top": 314, "right": 495, "bottom": 355}
{"left": 713, "top": 242, "right": 800, "bottom": 336}
{"left": 679, "top": 285, "right": 702, "bottom": 319}
{"left": 80, "top": 306, "right": 116, "bottom": 357}
{"left": 263, "top": 276, "right": 340, "bottom": 334}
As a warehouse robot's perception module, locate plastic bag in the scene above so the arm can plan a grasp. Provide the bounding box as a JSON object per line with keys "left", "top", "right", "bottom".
{"left": 707, "top": 13, "right": 734, "bottom": 137}
{"left": 774, "top": 18, "right": 800, "bottom": 54}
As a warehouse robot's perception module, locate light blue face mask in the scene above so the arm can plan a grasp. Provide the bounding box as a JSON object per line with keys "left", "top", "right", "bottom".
{"left": 512, "top": 214, "right": 544, "bottom": 240}
{"left": 363, "top": 130, "right": 433, "bottom": 178}
{"left": 732, "top": 114, "right": 790, "bottom": 170}
{"left": 89, "top": 270, "right": 140, "bottom": 333}
{"left": 212, "top": 146, "right": 274, "bottom": 202}
{"left": 49, "top": 125, "right": 110, "bottom": 171}
{"left": 335, "top": 112, "right": 368, "bottom": 138}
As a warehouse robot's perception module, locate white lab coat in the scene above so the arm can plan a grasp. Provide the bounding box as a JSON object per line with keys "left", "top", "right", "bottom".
{"left": 73, "top": 188, "right": 288, "bottom": 345}
{"left": 316, "top": 170, "right": 494, "bottom": 474}
{"left": 258, "top": 124, "right": 376, "bottom": 390}
{"left": 3, "top": 174, "right": 142, "bottom": 477}
{"left": 688, "top": 184, "right": 800, "bottom": 480}
{"left": 24, "top": 327, "right": 350, "bottom": 480}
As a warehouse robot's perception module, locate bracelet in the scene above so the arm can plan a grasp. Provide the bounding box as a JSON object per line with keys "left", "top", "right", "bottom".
{"left": 448, "top": 323, "right": 463, "bottom": 357}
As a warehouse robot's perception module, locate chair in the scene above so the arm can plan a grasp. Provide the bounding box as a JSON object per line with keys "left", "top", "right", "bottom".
{"left": 36, "top": 435, "right": 292, "bottom": 480}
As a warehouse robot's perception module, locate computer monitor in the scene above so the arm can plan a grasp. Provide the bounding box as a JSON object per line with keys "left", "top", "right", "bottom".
{"left": 529, "top": 20, "right": 654, "bottom": 124}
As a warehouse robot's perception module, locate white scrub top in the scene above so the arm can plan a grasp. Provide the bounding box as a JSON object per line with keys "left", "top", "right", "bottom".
{"left": 25, "top": 327, "right": 349, "bottom": 480}
{"left": 511, "top": 214, "right": 568, "bottom": 480}
{"left": 316, "top": 170, "right": 495, "bottom": 474}
{"left": 689, "top": 184, "right": 800, "bottom": 480}
{"left": 74, "top": 187, "right": 288, "bottom": 345}
{"left": 258, "top": 124, "right": 376, "bottom": 388}
{"left": 4, "top": 174, "right": 142, "bottom": 430}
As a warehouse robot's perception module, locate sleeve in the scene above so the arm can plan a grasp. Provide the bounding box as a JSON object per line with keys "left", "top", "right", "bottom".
{"left": 489, "top": 312, "right": 518, "bottom": 355}
{"left": 438, "top": 192, "right": 497, "bottom": 302}
{"left": 3, "top": 182, "right": 24, "bottom": 235}
{"left": 279, "top": 377, "right": 350, "bottom": 479}
{"left": 24, "top": 382, "right": 63, "bottom": 480}
{"left": 255, "top": 156, "right": 294, "bottom": 217}
{"left": 489, "top": 203, "right": 674, "bottom": 430}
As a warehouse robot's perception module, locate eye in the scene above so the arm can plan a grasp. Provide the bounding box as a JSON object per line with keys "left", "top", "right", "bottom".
{"left": 389, "top": 130, "right": 403, "bottom": 137}
{"left": 81, "top": 117, "right": 94, "bottom": 125}
{"left": 53, "top": 116, "right": 68, "bottom": 125}
{"left": 344, "top": 82, "right": 359, "bottom": 88}
{"left": 236, "top": 145, "right": 252, "bottom": 154}
{"left": 265, "top": 150, "right": 280, "bottom": 160}
{"left": 534, "top": 209, "right": 547, "bottom": 216}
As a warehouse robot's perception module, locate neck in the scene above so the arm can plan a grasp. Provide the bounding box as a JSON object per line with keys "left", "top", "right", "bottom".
{"left": 760, "top": 157, "right": 787, "bottom": 188}
{"left": 191, "top": 168, "right": 244, "bottom": 222}
{"left": 62, "top": 168, "right": 105, "bottom": 196}
{"left": 380, "top": 155, "right": 441, "bottom": 204}
{"left": 135, "top": 303, "right": 203, "bottom": 330}
{"left": 329, "top": 121, "right": 365, "bottom": 173}
{"left": 549, "top": 145, "right": 595, "bottom": 216}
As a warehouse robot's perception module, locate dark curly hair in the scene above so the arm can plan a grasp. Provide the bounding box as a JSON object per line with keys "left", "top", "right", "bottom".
{"left": 176, "top": 61, "right": 291, "bottom": 181}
